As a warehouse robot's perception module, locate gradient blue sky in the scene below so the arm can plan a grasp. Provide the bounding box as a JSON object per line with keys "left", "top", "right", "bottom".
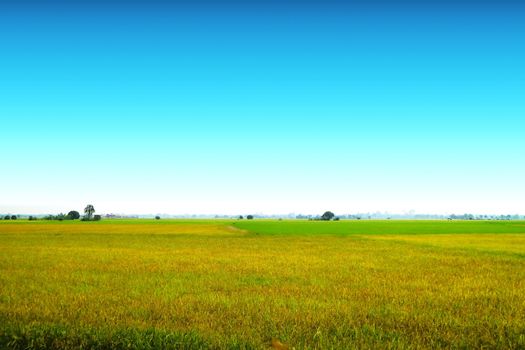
{"left": 1, "top": 0, "right": 524, "bottom": 215}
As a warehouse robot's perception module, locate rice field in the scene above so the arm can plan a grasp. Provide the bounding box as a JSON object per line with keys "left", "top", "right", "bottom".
{"left": 1, "top": 219, "right": 524, "bottom": 349}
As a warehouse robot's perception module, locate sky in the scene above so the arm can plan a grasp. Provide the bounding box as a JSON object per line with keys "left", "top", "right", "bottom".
{"left": 1, "top": 0, "right": 524, "bottom": 215}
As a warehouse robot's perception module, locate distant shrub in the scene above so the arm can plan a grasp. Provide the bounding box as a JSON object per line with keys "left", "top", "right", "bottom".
{"left": 238, "top": 215, "right": 243, "bottom": 220}
{"left": 4, "top": 215, "right": 10, "bottom": 220}
{"left": 93, "top": 215, "right": 102, "bottom": 221}
{"left": 321, "top": 211, "right": 335, "bottom": 221}
{"left": 67, "top": 211, "right": 80, "bottom": 220}
{"left": 155, "top": 216, "right": 161, "bottom": 220}
{"left": 11, "top": 215, "right": 17, "bottom": 220}
{"left": 43, "top": 214, "right": 67, "bottom": 221}
{"left": 247, "top": 215, "right": 254, "bottom": 220}
{"left": 28, "top": 216, "right": 37, "bottom": 221}
{"left": 334, "top": 217, "right": 340, "bottom": 221}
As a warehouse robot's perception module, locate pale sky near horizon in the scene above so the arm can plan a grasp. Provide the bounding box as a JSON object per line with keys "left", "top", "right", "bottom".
{"left": 1, "top": 0, "right": 524, "bottom": 215}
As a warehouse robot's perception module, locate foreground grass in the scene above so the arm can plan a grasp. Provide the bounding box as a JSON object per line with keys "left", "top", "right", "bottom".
{"left": 1, "top": 220, "right": 524, "bottom": 349}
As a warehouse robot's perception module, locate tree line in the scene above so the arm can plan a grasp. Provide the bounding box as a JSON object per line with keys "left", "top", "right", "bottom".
{"left": 0, "top": 205, "right": 101, "bottom": 221}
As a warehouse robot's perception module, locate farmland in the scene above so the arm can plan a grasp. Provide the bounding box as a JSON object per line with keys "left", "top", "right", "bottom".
{"left": 1, "top": 220, "right": 524, "bottom": 349}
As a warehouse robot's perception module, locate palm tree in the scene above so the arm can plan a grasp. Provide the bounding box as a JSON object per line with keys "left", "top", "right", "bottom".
{"left": 84, "top": 204, "right": 95, "bottom": 220}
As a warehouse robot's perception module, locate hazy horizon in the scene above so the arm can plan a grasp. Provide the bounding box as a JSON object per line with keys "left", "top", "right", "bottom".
{"left": 1, "top": 205, "right": 523, "bottom": 217}
{"left": 1, "top": 0, "right": 524, "bottom": 215}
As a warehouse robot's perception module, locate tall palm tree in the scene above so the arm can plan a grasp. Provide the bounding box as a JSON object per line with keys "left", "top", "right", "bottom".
{"left": 84, "top": 204, "right": 95, "bottom": 220}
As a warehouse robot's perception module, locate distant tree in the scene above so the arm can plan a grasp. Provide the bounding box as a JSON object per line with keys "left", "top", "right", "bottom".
{"left": 57, "top": 213, "right": 67, "bottom": 221}
{"left": 11, "top": 215, "right": 17, "bottom": 220}
{"left": 4, "top": 215, "right": 10, "bottom": 220}
{"left": 93, "top": 215, "right": 102, "bottom": 221}
{"left": 67, "top": 211, "right": 80, "bottom": 220}
{"left": 28, "top": 216, "right": 37, "bottom": 221}
{"left": 84, "top": 204, "right": 95, "bottom": 220}
{"left": 155, "top": 216, "right": 161, "bottom": 220}
{"left": 333, "top": 217, "right": 340, "bottom": 221}
{"left": 238, "top": 215, "right": 244, "bottom": 220}
{"left": 247, "top": 215, "right": 254, "bottom": 220}
{"left": 321, "top": 211, "right": 335, "bottom": 221}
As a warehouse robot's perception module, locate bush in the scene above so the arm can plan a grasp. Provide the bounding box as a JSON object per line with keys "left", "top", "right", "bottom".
{"left": 28, "top": 216, "right": 37, "bottom": 221}
{"left": 247, "top": 215, "right": 254, "bottom": 220}
{"left": 93, "top": 215, "right": 102, "bottom": 221}
{"left": 4, "top": 215, "right": 10, "bottom": 220}
{"left": 43, "top": 214, "right": 68, "bottom": 221}
{"left": 155, "top": 216, "right": 160, "bottom": 220}
{"left": 67, "top": 211, "right": 80, "bottom": 220}
{"left": 321, "top": 211, "right": 335, "bottom": 221}
{"left": 11, "top": 215, "right": 17, "bottom": 220}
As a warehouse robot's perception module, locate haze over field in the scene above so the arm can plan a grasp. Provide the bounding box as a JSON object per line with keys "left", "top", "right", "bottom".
{"left": 1, "top": 0, "right": 524, "bottom": 215}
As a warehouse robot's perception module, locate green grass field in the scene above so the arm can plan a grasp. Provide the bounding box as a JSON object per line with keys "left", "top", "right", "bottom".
{"left": 1, "top": 220, "right": 524, "bottom": 349}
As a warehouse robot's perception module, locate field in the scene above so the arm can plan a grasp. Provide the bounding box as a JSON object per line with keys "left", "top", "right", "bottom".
{"left": 1, "top": 220, "right": 524, "bottom": 349}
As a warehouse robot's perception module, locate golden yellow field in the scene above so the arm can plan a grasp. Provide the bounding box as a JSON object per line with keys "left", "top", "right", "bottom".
{"left": 1, "top": 220, "right": 524, "bottom": 349}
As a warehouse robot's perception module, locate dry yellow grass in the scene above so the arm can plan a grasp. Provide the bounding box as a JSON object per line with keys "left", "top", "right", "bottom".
{"left": 364, "top": 233, "right": 525, "bottom": 256}
{"left": 1, "top": 220, "right": 240, "bottom": 236}
{"left": 1, "top": 220, "right": 524, "bottom": 349}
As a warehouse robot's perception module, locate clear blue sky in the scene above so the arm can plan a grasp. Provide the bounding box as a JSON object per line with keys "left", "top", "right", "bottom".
{"left": 1, "top": 0, "right": 524, "bottom": 215}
